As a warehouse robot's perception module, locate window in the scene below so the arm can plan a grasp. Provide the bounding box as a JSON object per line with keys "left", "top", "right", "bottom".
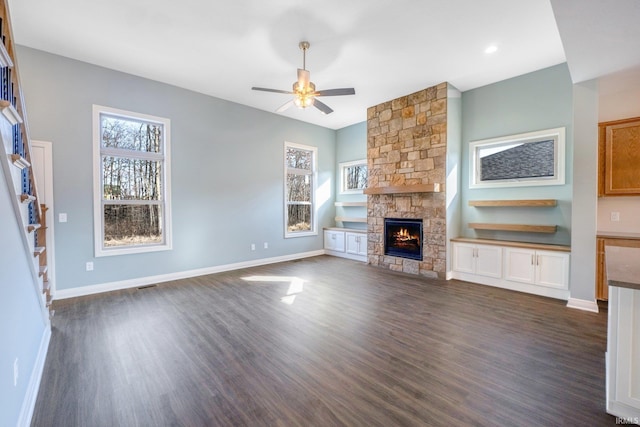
{"left": 284, "top": 142, "right": 317, "bottom": 238}
{"left": 469, "top": 127, "right": 565, "bottom": 189}
{"left": 93, "top": 105, "right": 172, "bottom": 256}
{"left": 340, "top": 159, "right": 368, "bottom": 193}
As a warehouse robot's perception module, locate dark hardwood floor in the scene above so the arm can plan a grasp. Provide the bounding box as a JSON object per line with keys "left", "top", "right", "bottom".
{"left": 31, "top": 256, "right": 615, "bottom": 426}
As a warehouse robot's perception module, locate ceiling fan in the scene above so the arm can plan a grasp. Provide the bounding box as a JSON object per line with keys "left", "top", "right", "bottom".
{"left": 252, "top": 41, "right": 355, "bottom": 115}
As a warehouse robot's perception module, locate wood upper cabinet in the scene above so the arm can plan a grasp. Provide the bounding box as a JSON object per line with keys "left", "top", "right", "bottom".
{"left": 599, "top": 117, "right": 640, "bottom": 196}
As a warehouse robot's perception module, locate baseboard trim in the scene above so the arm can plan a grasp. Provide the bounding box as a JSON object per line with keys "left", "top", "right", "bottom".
{"left": 566, "top": 298, "right": 599, "bottom": 313}
{"left": 55, "top": 250, "right": 326, "bottom": 300}
{"left": 18, "top": 326, "right": 51, "bottom": 427}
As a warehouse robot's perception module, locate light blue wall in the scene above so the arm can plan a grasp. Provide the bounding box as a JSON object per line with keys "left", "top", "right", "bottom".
{"left": 335, "top": 121, "right": 367, "bottom": 230}
{"left": 17, "top": 46, "right": 337, "bottom": 292}
{"left": 0, "top": 165, "right": 48, "bottom": 427}
{"left": 460, "top": 64, "right": 574, "bottom": 245}
{"left": 446, "top": 85, "right": 462, "bottom": 273}
{"left": 569, "top": 80, "right": 599, "bottom": 302}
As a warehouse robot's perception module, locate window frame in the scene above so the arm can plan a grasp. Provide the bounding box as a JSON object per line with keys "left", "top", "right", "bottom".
{"left": 92, "top": 105, "right": 172, "bottom": 257}
{"left": 339, "top": 159, "right": 368, "bottom": 194}
{"left": 284, "top": 141, "right": 318, "bottom": 238}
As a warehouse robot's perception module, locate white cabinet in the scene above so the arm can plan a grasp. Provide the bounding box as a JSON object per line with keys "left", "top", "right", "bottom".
{"left": 324, "top": 230, "right": 345, "bottom": 252}
{"left": 607, "top": 286, "right": 640, "bottom": 423}
{"left": 346, "top": 232, "right": 367, "bottom": 257}
{"left": 504, "top": 248, "right": 569, "bottom": 289}
{"left": 450, "top": 238, "right": 571, "bottom": 300}
{"left": 324, "top": 228, "right": 366, "bottom": 262}
{"left": 452, "top": 242, "right": 501, "bottom": 278}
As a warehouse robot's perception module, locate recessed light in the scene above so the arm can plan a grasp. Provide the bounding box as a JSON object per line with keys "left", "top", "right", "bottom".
{"left": 485, "top": 45, "right": 498, "bottom": 54}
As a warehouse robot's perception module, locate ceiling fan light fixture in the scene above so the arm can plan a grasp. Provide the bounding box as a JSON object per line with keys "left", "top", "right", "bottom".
{"left": 251, "top": 40, "right": 354, "bottom": 115}
{"left": 294, "top": 94, "right": 314, "bottom": 108}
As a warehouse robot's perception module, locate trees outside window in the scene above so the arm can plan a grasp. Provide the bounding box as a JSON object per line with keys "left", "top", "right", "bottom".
{"left": 340, "top": 159, "right": 368, "bottom": 193}
{"left": 284, "top": 142, "right": 317, "bottom": 238}
{"left": 93, "top": 105, "right": 172, "bottom": 256}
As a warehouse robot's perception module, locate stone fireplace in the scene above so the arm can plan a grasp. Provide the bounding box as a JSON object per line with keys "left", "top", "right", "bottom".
{"left": 366, "top": 83, "right": 448, "bottom": 278}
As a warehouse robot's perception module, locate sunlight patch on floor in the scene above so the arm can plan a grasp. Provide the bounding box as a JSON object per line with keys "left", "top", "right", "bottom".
{"left": 242, "top": 275, "right": 305, "bottom": 305}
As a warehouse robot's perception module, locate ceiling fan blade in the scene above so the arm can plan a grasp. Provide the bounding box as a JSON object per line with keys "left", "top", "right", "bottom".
{"left": 312, "top": 98, "right": 333, "bottom": 115}
{"left": 252, "top": 87, "right": 294, "bottom": 94}
{"left": 314, "top": 88, "right": 356, "bottom": 97}
{"left": 297, "top": 69, "right": 310, "bottom": 88}
{"left": 276, "top": 99, "right": 295, "bottom": 113}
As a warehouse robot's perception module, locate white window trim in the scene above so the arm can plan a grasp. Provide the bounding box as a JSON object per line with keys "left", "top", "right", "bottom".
{"left": 284, "top": 141, "right": 318, "bottom": 238}
{"left": 92, "top": 104, "right": 173, "bottom": 257}
{"left": 339, "top": 159, "right": 367, "bottom": 194}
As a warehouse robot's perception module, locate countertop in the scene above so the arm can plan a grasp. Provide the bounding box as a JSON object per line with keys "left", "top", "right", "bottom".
{"left": 605, "top": 246, "right": 640, "bottom": 291}
{"left": 597, "top": 231, "right": 640, "bottom": 240}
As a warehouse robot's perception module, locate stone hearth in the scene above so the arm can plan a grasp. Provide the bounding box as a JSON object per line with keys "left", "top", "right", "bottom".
{"left": 367, "top": 83, "right": 448, "bottom": 278}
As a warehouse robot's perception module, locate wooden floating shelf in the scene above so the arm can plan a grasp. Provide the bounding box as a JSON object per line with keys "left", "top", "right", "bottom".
{"left": 468, "top": 199, "right": 557, "bottom": 207}
{"left": 363, "top": 183, "right": 441, "bottom": 195}
{"left": 469, "top": 223, "right": 557, "bottom": 234}
{"left": 335, "top": 216, "right": 367, "bottom": 223}
{"left": 34, "top": 246, "right": 45, "bottom": 256}
{"left": 334, "top": 201, "right": 367, "bottom": 207}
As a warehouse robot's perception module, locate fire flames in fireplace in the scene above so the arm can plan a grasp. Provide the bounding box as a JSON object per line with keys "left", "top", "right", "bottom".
{"left": 392, "top": 228, "right": 420, "bottom": 245}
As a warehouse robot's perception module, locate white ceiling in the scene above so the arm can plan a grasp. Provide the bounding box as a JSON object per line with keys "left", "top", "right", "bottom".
{"left": 7, "top": 0, "right": 640, "bottom": 130}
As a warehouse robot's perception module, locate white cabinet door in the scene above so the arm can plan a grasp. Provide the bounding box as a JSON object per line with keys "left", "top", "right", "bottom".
{"left": 475, "top": 245, "right": 502, "bottom": 278}
{"left": 452, "top": 242, "right": 475, "bottom": 274}
{"left": 536, "top": 251, "right": 569, "bottom": 289}
{"left": 452, "top": 242, "right": 501, "bottom": 278}
{"left": 346, "top": 233, "right": 368, "bottom": 257}
{"left": 324, "top": 230, "right": 345, "bottom": 252}
{"left": 505, "top": 248, "right": 536, "bottom": 284}
{"left": 346, "top": 233, "right": 359, "bottom": 254}
{"left": 356, "top": 233, "right": 367, "bottom": 256}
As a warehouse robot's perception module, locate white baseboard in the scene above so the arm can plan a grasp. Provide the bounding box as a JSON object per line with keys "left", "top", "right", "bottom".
{"left": 18, "top": 326, "right": 51, "bottom": 427}
{"left": 566, "top": 298, "right": 600, "bottom": 313}
{"left": 324, "top": 249, "right": 366, "bottom": 262}
{"left": 55, "top": 250, "right": 325, "bottom": 300}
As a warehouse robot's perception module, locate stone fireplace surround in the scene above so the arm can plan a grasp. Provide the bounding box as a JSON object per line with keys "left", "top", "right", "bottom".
{"left": 366, "top": 83, "right": 448, "bottom": 278}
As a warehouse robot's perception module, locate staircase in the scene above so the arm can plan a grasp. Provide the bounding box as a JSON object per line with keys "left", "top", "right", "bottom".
{"left": 0, "top": 1, "right": 53, "bottom": 320}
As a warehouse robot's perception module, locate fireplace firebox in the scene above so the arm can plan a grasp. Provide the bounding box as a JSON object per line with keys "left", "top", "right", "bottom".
{"left": 384, "top": 218, "right": 423, "bottom": 261}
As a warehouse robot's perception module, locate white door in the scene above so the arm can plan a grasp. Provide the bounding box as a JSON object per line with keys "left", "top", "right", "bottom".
{"left": 535, "top": 251, "right": 569, "bottom": 289}
{"left": 356, "top": 234, "right": 367, "bottom": 257}
{"left": 475, "top": 245, "right": 502, "bottom": 278}
{"left": 324, "top": 230, "right": 345, "bottom": 252}
{"left": 30, "top": 140, "right": 55, "bottom": 295}
{"left": 505, "top": 248, "right": 536, "bottom": 284}
{"left": 346, "top": 233, "right": 359, "bottom": 255}
{"left": 452, "top": 242, "right": 475, "bottom": 274}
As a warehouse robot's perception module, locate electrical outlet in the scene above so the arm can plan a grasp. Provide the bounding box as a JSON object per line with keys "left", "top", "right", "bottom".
{"left": 59, "top": 213, "right": 67, "bottom": 223}
{"left": 251, "top": 243, "right": 256, "bottom": 251}
{"left": 263, "top": 242, "right": 268, "bottom": 249}
{"left": 611, "top": 211, "right": 620, "bottom": 222}
{"left": 13, "top": 358, "right": 18, "bottom": 387}
{"left": 86, "top": 262, "right": 94, "bottom": 271}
